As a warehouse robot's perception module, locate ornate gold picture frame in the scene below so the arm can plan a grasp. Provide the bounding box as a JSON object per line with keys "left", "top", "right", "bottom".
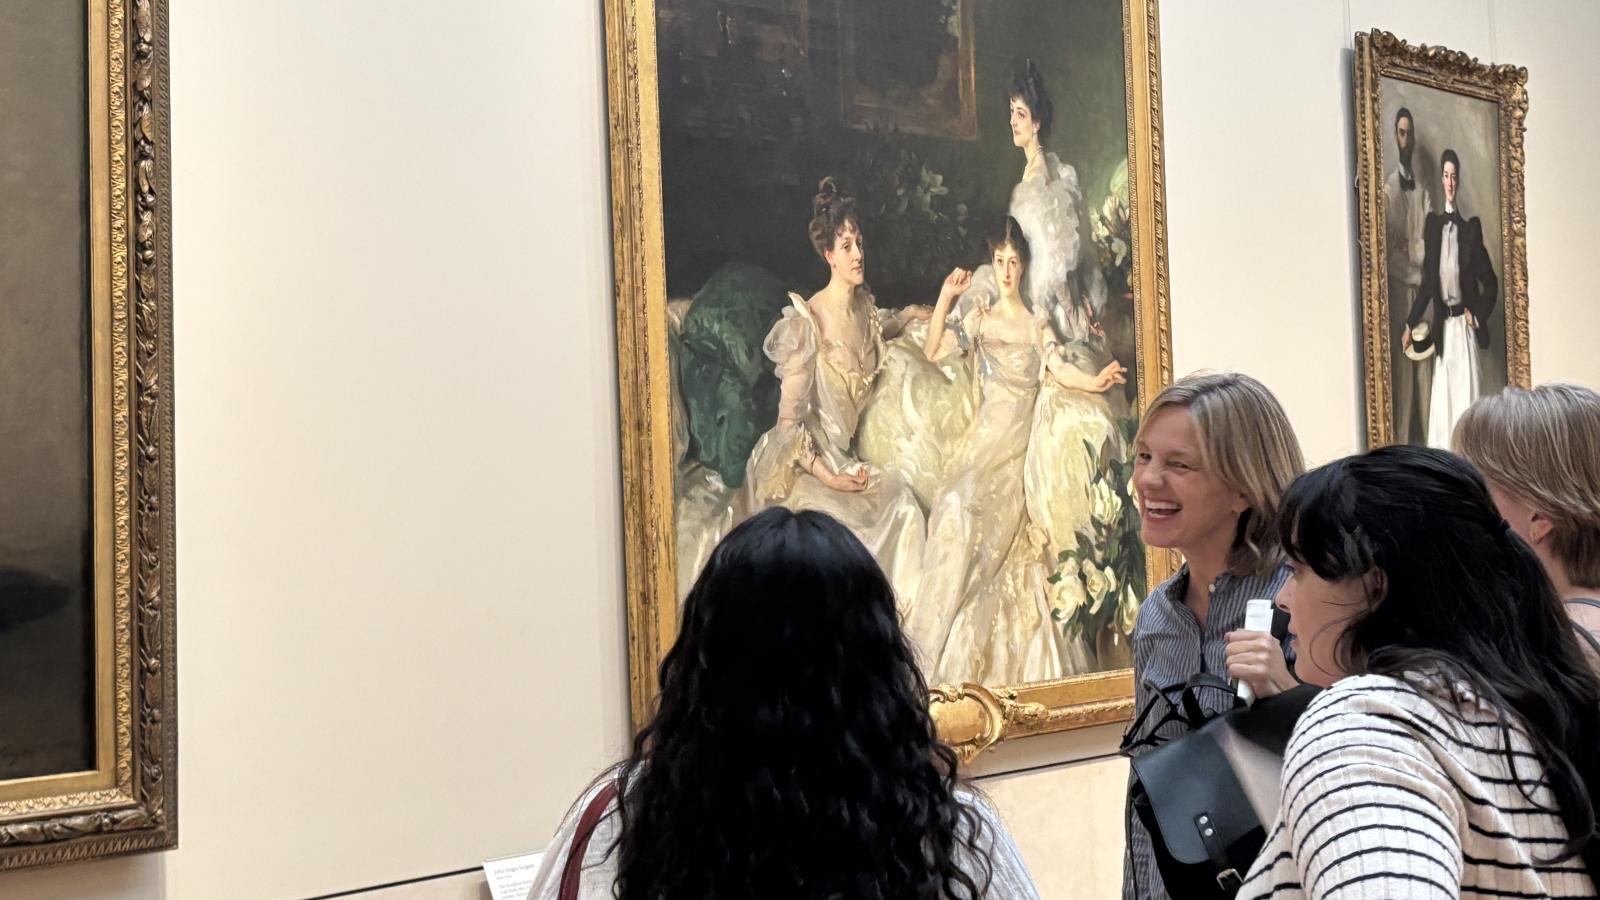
{"left": 1354, "top": 29, "right": 1530, "bottom": 450}
{"left": 605, "top": 0, "right": 1172, "bottom": 759}
{"left": 0, "top": 0, "right": 176, "bottom": 869}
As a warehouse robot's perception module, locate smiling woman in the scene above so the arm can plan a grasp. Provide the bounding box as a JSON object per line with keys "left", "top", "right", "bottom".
{"left": 1119, "top": 371, "right": 1305, "bottom": 900}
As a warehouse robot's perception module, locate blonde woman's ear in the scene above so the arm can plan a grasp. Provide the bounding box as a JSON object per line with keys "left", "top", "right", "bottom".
{"left": 1528, "top": 512, "right": 1555, "bottom": 546}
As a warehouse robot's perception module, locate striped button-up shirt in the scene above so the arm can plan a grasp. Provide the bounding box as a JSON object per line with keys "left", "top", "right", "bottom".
{"left": 1122, "top": 563, "right": 1292, "bottom": 900}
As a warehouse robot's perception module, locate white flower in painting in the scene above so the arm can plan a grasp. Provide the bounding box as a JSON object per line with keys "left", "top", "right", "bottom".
{"left": 1092, "top": 478, "right": 1123, "bottom": 527}
{"left": 1083, "top": 560, "right": 1111, "bottom": 609}
{"left": 1100, "top": 566, "right": 1120, "bottom": 613}
{"left": 1051, "top": 567, "right": 1090, "bottom": 622}
{"left": 1118, "top": 584, "right": 1141, "bottom": 636}
{"left": 1058, "top": 556, "right": 1081, "bottom": 579}
{"left": 913, "top": 166, "right": 949, "bottom": 219}
{"left": 1103, "top": 194, "right": 1129, "bottom": 228}
{"left": 1127, "top": 473, "right": 1139, "bottom": 508}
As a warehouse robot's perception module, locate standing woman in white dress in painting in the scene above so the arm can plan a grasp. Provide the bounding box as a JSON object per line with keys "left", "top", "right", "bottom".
{"left": 906, "top": 217, "right": 1121, "bottom": 685}
{"left": 995, "top": 61, "right": 1133, "bottom": 636}
{"left": 740, "top": 178, "right": 931, "bottom": 605}
{"left": 1403, "top": 148, "right": 1499, "bottom": 448}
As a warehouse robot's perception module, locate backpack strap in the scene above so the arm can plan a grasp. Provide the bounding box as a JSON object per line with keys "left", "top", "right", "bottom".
{"left": 1120, "top": 679, "right": 1193, "bottom": 756}
{"left": 558, "top": 781, "right": 619, "bottom": 900}
{"left": 1179, "top": 674, "right": 1238, "bottom": 727}
{"left": 1120, "top": 675, "right": 1240, "bottom": 756}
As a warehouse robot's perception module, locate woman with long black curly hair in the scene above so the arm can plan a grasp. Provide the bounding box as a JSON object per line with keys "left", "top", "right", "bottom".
{"left": 527, "top": 506, "right": 1038, "bottom": 899}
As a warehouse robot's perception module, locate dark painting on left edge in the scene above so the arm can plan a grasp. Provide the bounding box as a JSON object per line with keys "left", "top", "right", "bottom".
{"left": 0, "top": 0, "right": 97, "bottom": 783}
{"left": 0, "top": 0, "right": 176, "bottom": 871}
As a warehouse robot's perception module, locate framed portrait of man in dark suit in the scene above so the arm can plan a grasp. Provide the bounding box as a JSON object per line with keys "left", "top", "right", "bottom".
{"left": 1353, "top": 30, "right": 1531, "bottom": 449}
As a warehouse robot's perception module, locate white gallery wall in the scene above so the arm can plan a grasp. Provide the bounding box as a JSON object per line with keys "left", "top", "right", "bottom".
{"left": 1, "top": 1, "right": 1596, "bottom": 898}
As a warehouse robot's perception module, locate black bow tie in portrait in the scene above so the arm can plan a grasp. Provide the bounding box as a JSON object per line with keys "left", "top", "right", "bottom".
{"left": 1443, "top": 209, "right": 1465, "bottom": 228}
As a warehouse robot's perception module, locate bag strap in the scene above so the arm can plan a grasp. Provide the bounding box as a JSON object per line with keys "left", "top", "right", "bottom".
{"left": 1120, "top": 675, "right": 1239, "bottom": 756}
{"left": 558, "top": 781, "right": 619, "bottom": 900}
{"left": 1572, "top": 621, "right": 1600, "bottom": 659}
{"left": 1120, "top": 678, "right": 1200, "bottom": 755}
{"left": 1180, "top": 673, "right": 1238, "bottom": 726}
{"left": 1563, "top": 601, "right": 1600, "bottom": 660}
{"left": 1195, "top": 811, "right": 1243, "bottom": 892}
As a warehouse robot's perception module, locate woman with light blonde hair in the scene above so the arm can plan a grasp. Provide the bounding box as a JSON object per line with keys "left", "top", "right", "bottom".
{"left": 1119, "top": 371, "right": 1306, "bottom": 900}
{"left": 1454, "top": 383, "right": 1600, "bottom": 642}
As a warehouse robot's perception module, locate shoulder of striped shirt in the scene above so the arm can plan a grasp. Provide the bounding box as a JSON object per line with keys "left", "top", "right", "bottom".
{"left": 1293, "top": 672, "right": 1539, "bottom": 754}
{"left": 1297, "top": 673, "right": 1480, "bottom": 732}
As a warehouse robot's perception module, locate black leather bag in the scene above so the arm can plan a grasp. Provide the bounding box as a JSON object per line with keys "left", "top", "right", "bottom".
{"left": 1121, "top": 675, "right": 1321, "bottom": 899}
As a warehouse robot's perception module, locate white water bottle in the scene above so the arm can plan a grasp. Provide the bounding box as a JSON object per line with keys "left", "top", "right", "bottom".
{"left": 1236, "top": 598, "right": 1277, "bottom": 705}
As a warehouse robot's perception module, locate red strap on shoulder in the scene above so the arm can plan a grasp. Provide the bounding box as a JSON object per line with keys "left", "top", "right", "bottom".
{"left": 557, "top": 781, "right": 619, "bottom": 900}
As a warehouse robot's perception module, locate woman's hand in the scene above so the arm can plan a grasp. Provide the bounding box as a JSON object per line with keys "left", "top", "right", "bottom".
{"left": 924, "top": 270, "right": 968, "bottom": 361}
{"left": 1225, "top": 631, "right": 1297, "bottom": 701}
{"left": 1084, "top": 359, "right": 1127, "bottom": 393}
{"left": 1466, "top": 309, "right": 1479, "bottom": 329}
{"left": 937, "top": 268, "right": 972, "bottom": 308}
{"left": 817, "top": 465, "right": 869, "bottom": 493}
{"left": 900, "top": 304, "right": 935, "bottom": 323}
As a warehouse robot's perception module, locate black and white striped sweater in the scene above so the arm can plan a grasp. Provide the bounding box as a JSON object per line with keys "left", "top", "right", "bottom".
{"left": 1238, "top": 673, "right": 1597, "bottom": 899}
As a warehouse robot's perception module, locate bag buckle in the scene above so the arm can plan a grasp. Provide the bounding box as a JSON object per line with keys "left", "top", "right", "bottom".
{"left": 1196, "top": 812, "right": 1242, "bottom": 891}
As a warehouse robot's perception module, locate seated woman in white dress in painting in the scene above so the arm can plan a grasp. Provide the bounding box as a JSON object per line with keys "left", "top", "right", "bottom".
{"left": 904, "top": 218, "right": 1123, "bottom": 686}
{"left": 739, "top": 178, "right": 931, "bottom": 605}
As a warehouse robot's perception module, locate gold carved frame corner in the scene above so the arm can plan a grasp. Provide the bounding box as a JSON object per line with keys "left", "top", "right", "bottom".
{"left": 604, "top": 0, "right": 1174, "bottom": 756}
{"left": 0, "top": 0, "right": 177, "bottom": 870}
{"left": 1354, "top": 29, "right": 1530, "bottom": 449}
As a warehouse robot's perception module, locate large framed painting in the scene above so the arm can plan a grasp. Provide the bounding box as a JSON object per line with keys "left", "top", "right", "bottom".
{"left": 605, "top": 0, "right": 1173, "bottom": 758}
{"left": 1354, "top": 29, "right": 1530, "bottom": 449}
{"left": 0, "top": 0, "right": 176, "bottom": 869}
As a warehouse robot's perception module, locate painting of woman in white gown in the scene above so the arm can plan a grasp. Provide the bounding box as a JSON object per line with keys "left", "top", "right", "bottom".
{"left": 903, "top": 217, "right": 1125, "bottom": 685}
{"left": 657, "top": 0, "right": 1157, "bottom": 686}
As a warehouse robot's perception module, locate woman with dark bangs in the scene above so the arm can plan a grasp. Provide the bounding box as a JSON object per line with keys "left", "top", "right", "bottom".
{"left": 527, "top": 507, "right": 1039, "bottom": 900}
{"left": 1238, "top": 445, "right": 1600, "bottom": 898}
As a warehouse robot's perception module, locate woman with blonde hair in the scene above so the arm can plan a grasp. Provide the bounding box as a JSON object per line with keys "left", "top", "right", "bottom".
{"left": 1454, "top": 382, "right": 1600, "bottom": 643}
{"left": 1119, "top": 371, "right": 1306, "bottom": 900}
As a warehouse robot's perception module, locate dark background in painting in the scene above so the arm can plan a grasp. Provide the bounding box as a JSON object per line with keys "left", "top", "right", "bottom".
{"left": 1380, "top": 76, "right": 1508, "bottom": 404}
{"left": 657, "top": 0, "right": 1130, "bottom": 309}
{"left": 0, "top": 0, "right": 97, "bottom": 779}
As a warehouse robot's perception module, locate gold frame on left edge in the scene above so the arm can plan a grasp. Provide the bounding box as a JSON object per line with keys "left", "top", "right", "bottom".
{"left": 0, "top": 0, "right": 176, "bottom": 870}
{"left": 605, "top": 0, "right": 1174, "bottom": 760}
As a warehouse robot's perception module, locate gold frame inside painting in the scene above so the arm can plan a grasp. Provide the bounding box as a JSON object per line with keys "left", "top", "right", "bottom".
{"left": 1354, "top": 29, "right": 1531, "bottom": 449}
{"left": 605, "top": 0, "right": 1174, "bottom": 758}
{"left": 0, "top": 0, "right": 176, "bottom": 870}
